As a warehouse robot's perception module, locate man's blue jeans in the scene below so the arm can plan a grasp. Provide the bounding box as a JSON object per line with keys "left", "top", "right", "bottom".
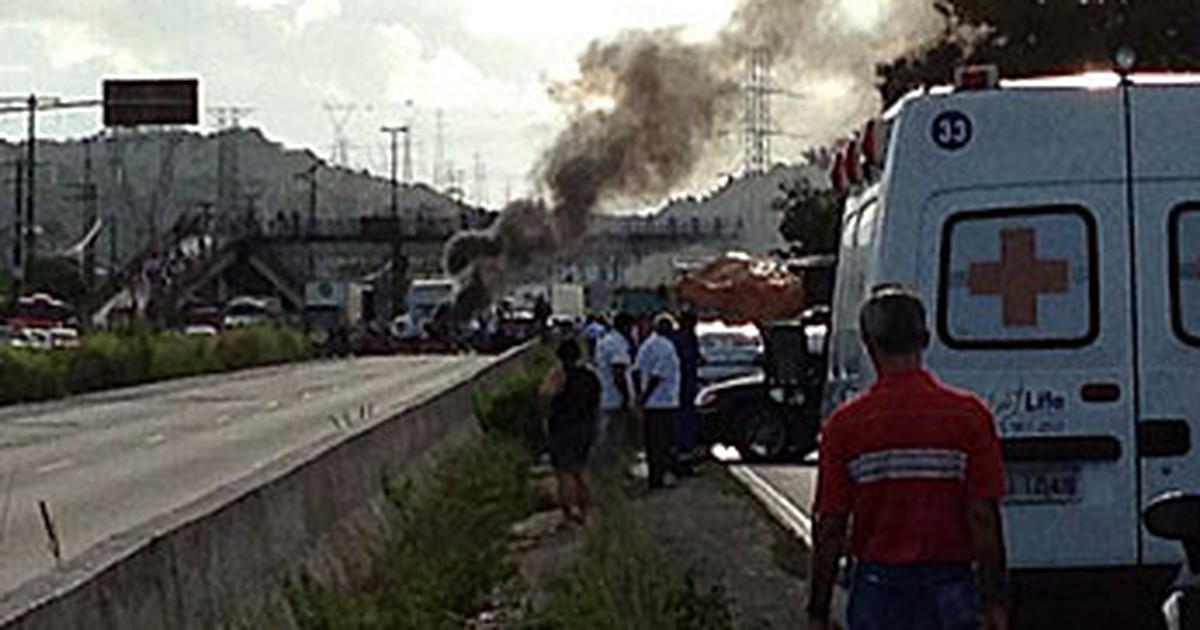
{"left": 848, "top": 562, "right": 979, "bottom": 630}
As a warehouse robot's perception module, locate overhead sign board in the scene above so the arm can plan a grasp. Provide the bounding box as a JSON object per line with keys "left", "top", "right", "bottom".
{"left": 102, "top": 79, "right": 199, "bottom": 127}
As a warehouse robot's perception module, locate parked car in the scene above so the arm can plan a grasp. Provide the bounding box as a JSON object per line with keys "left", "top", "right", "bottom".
{"left": 696, "top": 320, "right": 763, "bottom": 387}
{"left": 696, "top": 316, "right": 828, "bottom": 462}
{"left": 222, "top": 296, "right": 273, "bottom": 329}
{"left": 9, "top": 327, "right": 53, "bottom": 351}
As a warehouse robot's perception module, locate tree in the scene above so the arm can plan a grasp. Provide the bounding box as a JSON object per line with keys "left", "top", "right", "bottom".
{"left": 775, "top": 178, "right": 843, "bottom": 254}
{"left": 25, "top": 257, "right": 87, "bottom": 306}
{"left": 878, "top": 1, "right": 1200, "bottom": 105}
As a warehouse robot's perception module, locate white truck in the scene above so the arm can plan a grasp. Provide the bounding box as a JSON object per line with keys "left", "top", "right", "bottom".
{"left": 550, "top": 282, "right": 586, "bottom": 321}
{"left": 303, "top": 280, "right": 365, "bottom": 344}
{"left": 827, "top": 66, "right": 1200, "bottom": 624}
{"left": 397, "top": 278, "right": 457, "bottom": 339}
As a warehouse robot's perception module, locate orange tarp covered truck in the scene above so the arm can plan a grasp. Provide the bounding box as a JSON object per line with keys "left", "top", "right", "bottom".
{"left": 677, "top": 253, "right": 806, "bottom": 324}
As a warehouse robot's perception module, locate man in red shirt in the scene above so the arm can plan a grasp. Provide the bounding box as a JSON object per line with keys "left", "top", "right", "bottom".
{"left": 807, "top": 286, "right": 1008, "bottom": 630}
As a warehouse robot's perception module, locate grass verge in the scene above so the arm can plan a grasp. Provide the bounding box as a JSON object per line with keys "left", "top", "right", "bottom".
{"left": 520, "top": 479, "right": 735, "bottom": 630}
{"left": 286, "top": 357, "right": 552, "bottom": 630}
{"left": 287, "top": 434, "right": 536, "bottom": 630}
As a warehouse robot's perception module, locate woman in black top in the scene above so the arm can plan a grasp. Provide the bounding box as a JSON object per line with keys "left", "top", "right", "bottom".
{"left": 540, "top": 338, "right": 600, "bottom": 524}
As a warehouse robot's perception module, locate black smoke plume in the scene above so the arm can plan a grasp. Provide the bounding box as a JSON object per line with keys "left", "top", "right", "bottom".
{"left": 444, "top": 0, "right": 940, "bottom": 315}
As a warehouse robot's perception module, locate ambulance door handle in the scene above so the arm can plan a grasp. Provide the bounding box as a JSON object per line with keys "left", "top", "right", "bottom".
{"left": 1137, "top": 420, "right": 1192, "bottom": 458}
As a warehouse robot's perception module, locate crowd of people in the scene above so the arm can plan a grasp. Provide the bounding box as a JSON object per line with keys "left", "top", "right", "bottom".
{"left": 537, "top": 288, "right": 1010, "bottom": 630}
{"left": 538, "top": 309, "right": 704, "bottom": 523}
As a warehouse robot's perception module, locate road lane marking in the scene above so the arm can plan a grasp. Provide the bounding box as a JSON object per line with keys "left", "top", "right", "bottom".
{"left": 36, "top": 458, "right": 75, "bottom": 475}
{"left": 730, "top": 465, "right": 813, "bottom": 544}
{"left": 1, "top": 467, "right": 16, "bottom": 545}
{"left": 145, "top": 433, "right": 166, "bottom": 445}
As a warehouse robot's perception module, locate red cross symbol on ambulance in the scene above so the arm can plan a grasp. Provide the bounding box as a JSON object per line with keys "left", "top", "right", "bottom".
{"left": 967, "top": 227, "right": 1070, "bottom": 327}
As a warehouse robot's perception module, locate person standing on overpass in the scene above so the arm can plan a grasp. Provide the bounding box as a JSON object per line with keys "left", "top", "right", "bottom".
{"left": 807, "top": 286, "right": 1008, "bottom": 630}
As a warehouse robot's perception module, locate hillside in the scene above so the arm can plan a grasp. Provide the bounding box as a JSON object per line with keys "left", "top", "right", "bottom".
{"left": 0, "top": 128, "right": 480, "bottom": 270}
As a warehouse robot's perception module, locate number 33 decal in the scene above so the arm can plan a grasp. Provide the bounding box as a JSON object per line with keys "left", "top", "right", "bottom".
{"left": 932, "top": 111, "right": 972, "bottom": 151}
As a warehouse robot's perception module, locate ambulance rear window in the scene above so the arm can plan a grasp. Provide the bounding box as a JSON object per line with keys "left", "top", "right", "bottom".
{"left": 937, "top": 206, "right": 1098, "bottom": 350}
{"left": 1169, "top": 204, "right": 1200, "bottom": 345}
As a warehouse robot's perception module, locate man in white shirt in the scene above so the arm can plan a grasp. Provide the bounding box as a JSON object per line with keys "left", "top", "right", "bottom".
{"left": 633, "top": 313, "right": 682, "bottom": 489}
{"left": 593, "top": 313, "right": 634, "bottom": 468}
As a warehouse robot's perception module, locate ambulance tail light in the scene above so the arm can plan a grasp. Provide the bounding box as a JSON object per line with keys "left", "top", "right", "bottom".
{"left": 954, "top": 64, "right": 999, "bottom": 91}
{"left": 861, "top": 119, "right": 878, "bottom": 165}
{"left": 845, "top": 138, "right": 863, "bottom": 184}
{"left": 830, "top": 148, "right": 846, "bottom": 195}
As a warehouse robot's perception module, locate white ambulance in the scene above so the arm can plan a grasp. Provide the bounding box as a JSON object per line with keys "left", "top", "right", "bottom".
{"left": 826, "top": 66, "right": 1198, "bottom": 621}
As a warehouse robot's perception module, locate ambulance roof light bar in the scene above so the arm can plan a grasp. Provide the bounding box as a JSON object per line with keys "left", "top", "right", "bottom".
{"left": 954, "top": 64, "right": 1000, "bottom": 91}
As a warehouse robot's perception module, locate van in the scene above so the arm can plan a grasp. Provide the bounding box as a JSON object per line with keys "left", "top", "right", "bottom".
{"left": 827, "top": 69, "right": 1199, "bottom": 623}
{"left": 404, "top": 278, "right": 457, "bottom": 337}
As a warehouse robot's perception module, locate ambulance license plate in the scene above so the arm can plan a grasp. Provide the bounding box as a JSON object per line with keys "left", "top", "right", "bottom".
{"left": 1004, "top": 465, "right": 1081, "bottom": 504}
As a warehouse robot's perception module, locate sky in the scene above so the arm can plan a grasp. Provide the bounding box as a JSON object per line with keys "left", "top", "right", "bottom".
{"left": 0, "top": 0, "right": 885, "bottom": 206}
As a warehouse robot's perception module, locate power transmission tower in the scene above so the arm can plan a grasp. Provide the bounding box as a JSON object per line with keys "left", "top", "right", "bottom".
{"left": 207, "top": 106, "right": 253, "bottom": 130}
{"left": 743, "top": 47, "right": 778, "bottom": 175}
{"left": 473, "top": 151, "right": 487, "bottom": 206}
{"left": 433, "top": 109, "right": 445, "bottom": 188}
{"left": 212, "top": 109, "right": 251, "bottom": 233}
{"left": 324, "top": 103, "right": 358, "bottom": 167}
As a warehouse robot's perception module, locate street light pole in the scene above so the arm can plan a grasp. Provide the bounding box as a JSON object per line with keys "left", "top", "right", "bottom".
{"left": 380, "top": 125, "right": 409, "bottom": 319}
{"left": 23, "top": 94, "right": 35, "bottom": 290}
{"left": 380, "top": 126, "right": 407, "bottom": 220}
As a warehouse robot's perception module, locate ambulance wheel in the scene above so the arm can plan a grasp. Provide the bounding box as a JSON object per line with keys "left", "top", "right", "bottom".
{"left": 737, "top": 402, "right": 788, "bottom": 462}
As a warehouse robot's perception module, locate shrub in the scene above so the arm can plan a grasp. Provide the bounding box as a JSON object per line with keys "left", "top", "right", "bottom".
{"left": 216, "top": 325, "right": 311, "bottom": 371}
{"left": 0, "top": 325, "right": 313, "bottom": 406}
{"left": 473, "top": 346, "right": 554, "bottom": 450}
{"left": 289, "top": 435, "right": 535, "bottom": 630}
{"left": 0, "top": 347, "right": 66, "bottom": 404}
{"left": 150, "top": 332, "right": 218, "bottom": 381}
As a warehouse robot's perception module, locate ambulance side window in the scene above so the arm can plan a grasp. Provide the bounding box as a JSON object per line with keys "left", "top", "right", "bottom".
{"left": 1169, "top": 203, "right": 1200, "bottom": 345}
{"left": 937, "top": 205, "right": 1098, "bottom": 349}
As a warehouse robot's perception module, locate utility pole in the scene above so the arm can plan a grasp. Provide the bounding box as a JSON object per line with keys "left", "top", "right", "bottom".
{"left": 10, "top": 158, "right": 22, "bottom": 296}
{"left": 24, "top": 94, "right": 36, "bottom": 286}
{"left": 380, "top": 126, "right": 407, "bottom": 219}
{"left": 295, "top": 164, "right": 319, "bottom": 280}
{"left": 381, "top": 125, "right": 409, "bottom": 318}
{"left": 402, "top": 123, "right": 413, "bottom": 184}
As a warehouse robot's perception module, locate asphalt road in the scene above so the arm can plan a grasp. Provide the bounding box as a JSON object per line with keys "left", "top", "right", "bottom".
{"left": 0, "top": 354, "right": 492, "bottom": 596}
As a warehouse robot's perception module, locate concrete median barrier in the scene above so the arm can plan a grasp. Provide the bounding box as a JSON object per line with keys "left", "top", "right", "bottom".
{"left": 0, "top": 344, "right": 538, "bottom": 630}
